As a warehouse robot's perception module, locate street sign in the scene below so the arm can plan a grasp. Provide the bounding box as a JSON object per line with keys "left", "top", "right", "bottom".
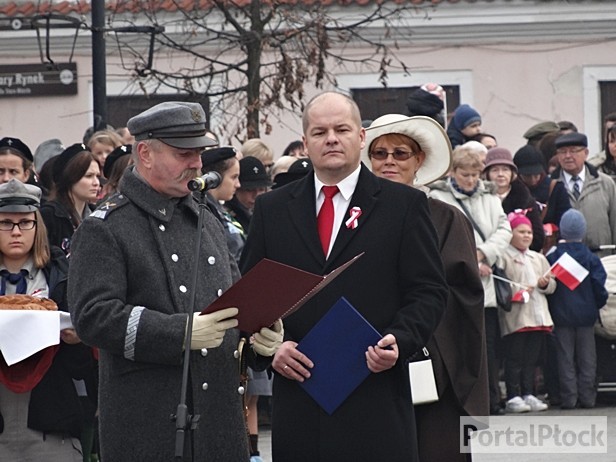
{"left": 0, "top": 62, "right": 77, "bottom": 97}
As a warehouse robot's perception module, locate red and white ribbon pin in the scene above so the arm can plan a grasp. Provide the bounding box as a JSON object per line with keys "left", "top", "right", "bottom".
{"left": 345, "top": 207, "right": 362, "bottom": 229}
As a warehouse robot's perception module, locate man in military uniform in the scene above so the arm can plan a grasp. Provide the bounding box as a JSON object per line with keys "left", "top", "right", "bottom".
{"left": 68, "top": 102, "right": 282, "bottom": 461}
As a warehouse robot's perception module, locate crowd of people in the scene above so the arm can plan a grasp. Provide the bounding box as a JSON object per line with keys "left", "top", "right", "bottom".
{"left": 0, "top": 88, "right": 614, "bottom": 462}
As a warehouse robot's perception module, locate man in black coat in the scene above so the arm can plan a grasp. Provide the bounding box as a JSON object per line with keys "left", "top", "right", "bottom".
{"left": 240, "top": 92, "right": 447, "bottom": 462}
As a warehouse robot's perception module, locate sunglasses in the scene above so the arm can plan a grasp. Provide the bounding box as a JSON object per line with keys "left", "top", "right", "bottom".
{"left": 369, "top": 148, "right": 417, "bottom": 161}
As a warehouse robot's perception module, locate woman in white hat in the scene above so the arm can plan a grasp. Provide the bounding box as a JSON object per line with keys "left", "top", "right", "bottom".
{"left": 365, "top": 114, "right": 488, "bottom": 461}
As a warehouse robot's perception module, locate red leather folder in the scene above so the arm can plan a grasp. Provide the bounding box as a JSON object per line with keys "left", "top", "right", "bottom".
{"left": 201, "top": 253, "right": 363, "bottom": 333}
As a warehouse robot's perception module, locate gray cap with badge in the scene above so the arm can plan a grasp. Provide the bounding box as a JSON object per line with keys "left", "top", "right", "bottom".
{"left": 0, "top": 179, "right": 42, "bottom": 212}
{"left": 127, "top": 101, "right": 218, "bottom": 149}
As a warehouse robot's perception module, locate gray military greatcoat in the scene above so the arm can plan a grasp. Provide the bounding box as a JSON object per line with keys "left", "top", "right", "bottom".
{"left": 68, "top": 168, "right": 249, "bottom": 461}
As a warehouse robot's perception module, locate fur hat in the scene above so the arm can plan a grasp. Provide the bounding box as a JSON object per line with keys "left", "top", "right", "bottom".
{"left": 559, "top": 209, "right": 587, "bottom": 241}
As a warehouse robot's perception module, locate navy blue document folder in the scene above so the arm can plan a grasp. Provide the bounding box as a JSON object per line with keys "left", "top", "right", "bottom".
{"left": 297, "top": 296, "right": 382, "bottom": 415}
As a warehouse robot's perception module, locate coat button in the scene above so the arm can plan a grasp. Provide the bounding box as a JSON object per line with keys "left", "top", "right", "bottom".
{"left": 237, "top": 386, "right": 245, "bottom": 395}
{"left": 208, "top": 256, "right": 216, "bottom": 265}
{"left": 179, "top": 285, "right": 187, "bottom": 293}
{"left": 171, "top": 254, "right": 179, "bottom": 262}
{"left": 233, "top": 350, "right": 240, "bottom": 359}
{"left": 202, "top": 382, "right": 208, "bottom": 391}
{"left": 217, "top": 289, "right": 223, "bottom": 296}
{"left": 159, "top": 224, "right": 166, "bottom": 231}
{"left": 201, "top": 348, "right": 208, "bottom": 357}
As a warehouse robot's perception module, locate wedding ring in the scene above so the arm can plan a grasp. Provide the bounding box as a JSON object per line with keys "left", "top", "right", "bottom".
{"left": 283, "top": 365, "right": 288, "bottom": 371}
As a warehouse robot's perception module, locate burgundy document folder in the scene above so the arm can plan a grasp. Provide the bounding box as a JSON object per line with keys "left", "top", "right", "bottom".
{"left": 201, "top": 253, "right": 363, "bottom": 333}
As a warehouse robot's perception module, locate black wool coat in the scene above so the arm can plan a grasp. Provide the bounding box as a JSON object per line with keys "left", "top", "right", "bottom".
{"left": 240, "top": 165, "right": 448, "bottom": 462}
{"left": 501, "top": 179, "right": 545, "bottom": 252}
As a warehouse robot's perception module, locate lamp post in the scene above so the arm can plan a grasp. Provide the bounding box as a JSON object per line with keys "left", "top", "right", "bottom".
{"left": 91, "top": 0, "right": 107, "bottom": 131}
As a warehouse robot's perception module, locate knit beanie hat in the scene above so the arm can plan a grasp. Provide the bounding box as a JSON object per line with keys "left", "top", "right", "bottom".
{"left": 559, "top": 209, "right": 587, "bottom": 241}
{"left": 452, "top": 104, "right": 481, "bottom": 130}
{"left": 513, "top": 145, "right": 546, "bottom": 175}
{"left": 508, "top": 210, "right": 531, "bottom": 230}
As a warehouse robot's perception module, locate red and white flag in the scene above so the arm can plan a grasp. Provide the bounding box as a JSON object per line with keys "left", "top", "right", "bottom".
{"left": 512, "top": 289, "right": 530, "bottom": 303}
{"left": 550, "top": 252, "right": 589, "bottom": 291}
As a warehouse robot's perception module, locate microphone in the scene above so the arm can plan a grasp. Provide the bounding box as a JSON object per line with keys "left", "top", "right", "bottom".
{"left": 188, "top": 171, "right": 222, "bottom": 191}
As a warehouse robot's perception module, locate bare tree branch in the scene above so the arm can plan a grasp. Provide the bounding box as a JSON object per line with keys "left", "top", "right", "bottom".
{"left": 107, "top": 0, "right": 429, "bottom": 139}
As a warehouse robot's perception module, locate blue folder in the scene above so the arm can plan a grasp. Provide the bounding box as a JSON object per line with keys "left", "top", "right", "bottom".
{"left": 297, "top": 296, "right": 382, "bottom": 415}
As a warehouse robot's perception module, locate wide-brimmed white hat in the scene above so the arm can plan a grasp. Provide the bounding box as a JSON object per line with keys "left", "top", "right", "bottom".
{"left": 362, "top": 114, "right": 452, "bottom": 186}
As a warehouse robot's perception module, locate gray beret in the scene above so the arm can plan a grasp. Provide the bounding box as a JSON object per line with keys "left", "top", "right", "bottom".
{"left": 555, "top": 132, "right": 588, "bottom": 149}
{"left": 34, "top": 138, "right": 64, "bottom": 171}
{"left": 0, "top": 179, "right": 41, "bottom": 212}
{"left": 127, "top": 102, "right": 217, "bottom": 149}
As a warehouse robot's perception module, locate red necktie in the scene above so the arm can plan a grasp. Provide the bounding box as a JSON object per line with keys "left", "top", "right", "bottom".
{"left": 317, "top": 185, "right": 339, "bottom": 256}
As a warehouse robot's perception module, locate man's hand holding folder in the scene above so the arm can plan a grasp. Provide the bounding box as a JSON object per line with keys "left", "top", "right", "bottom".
{"left": 366, "top": 334, "right": 399, "bottom": 373}
{"left": 201, "top": 253, "right": 363, "bottom": 334}
{"left": 189, "top": 307, "right": 239, "bottom": 350}
{"left": 272, "top": 297, "right": 400, "bottom": 415}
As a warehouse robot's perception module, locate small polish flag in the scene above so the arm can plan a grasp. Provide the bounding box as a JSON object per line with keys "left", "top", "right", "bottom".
{"left": 551, "top": 252, "right": 589, "bottom": 291}
{"left": 512, "top": 289, "right": 530, "bottom": 303}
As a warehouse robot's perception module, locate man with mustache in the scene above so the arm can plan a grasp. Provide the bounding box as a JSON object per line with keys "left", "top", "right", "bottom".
{"left": 67, "top": 102, "right": 281, "bottom": 461}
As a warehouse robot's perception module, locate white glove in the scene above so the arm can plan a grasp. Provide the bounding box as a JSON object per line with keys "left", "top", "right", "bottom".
{"left": 189, "top": 307, "right": 238, "bottom": 350}
{"left": 252, "top": 319, "right": 284, "bottom": 357}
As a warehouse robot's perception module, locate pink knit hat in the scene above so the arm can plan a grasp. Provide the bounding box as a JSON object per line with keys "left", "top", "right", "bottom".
{"left": 508, "top": 210, "right": 531, "bottom": 229}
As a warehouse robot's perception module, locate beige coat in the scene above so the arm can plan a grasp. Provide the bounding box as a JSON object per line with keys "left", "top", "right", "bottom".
{"left": 498, "top": 245, "right": 556, "bottom": 336}
{"left": 429, "top": 179, "right": 512, "bottom": 308}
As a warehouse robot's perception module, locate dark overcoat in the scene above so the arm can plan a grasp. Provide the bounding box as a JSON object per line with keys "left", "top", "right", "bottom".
{"left": 40, "top": 200, "right": 76, "bottom": 254}
{"left": 500, "top": 179, "right": 545, "bottom": 252}
{"left": 414, "top": 198, "right": 488, "bottom": 461}
{"left": 240, "top": 165, "right": 447, "bottom": 462}
{"left": 68, "top": 169, "right": 249, "bottom": 462}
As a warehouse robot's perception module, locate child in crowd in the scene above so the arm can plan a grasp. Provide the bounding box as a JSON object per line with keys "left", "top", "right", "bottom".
{"left": 446, "top": 103, "right": 482, "bottom": 149}
{"left": 546, "top": 209, "right": 608, "bottom": 409}
{"left": 499, "top": 211, "right": 556, "bottom": 413}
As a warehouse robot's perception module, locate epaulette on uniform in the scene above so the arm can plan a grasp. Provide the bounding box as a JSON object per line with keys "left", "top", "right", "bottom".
{"left": 90, "top": 193, "right": 129, "bottom": 220}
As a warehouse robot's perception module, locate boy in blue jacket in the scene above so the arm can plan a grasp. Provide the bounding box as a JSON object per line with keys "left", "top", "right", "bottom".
{"left": 546, "top": 209, "right": 608, "bottom": 409}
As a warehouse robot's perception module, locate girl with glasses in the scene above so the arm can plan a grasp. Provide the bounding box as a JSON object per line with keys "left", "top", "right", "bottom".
{"left": 0, "top": 179, "right": 96, "bottom": 461}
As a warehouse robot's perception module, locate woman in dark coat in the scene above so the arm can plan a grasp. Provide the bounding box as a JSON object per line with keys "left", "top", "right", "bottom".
{"left": 40, "top": 144, "right": 100, "bottom": 255}
{"left": 484, "top": 147, "right": 545, "bottom": 252}
{"left": 39, "top": 144, "right": 101, "bottom": 459}
{"left": 366, "top": 114, "right": 488, "bottom": 461}
{"left": 0, "top": 179, "right": 96, "bottom": 461}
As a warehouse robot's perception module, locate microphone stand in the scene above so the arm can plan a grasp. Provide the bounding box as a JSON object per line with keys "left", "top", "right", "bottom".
{"left": 173, "top": 188, "right": 208, "bottom": 460}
